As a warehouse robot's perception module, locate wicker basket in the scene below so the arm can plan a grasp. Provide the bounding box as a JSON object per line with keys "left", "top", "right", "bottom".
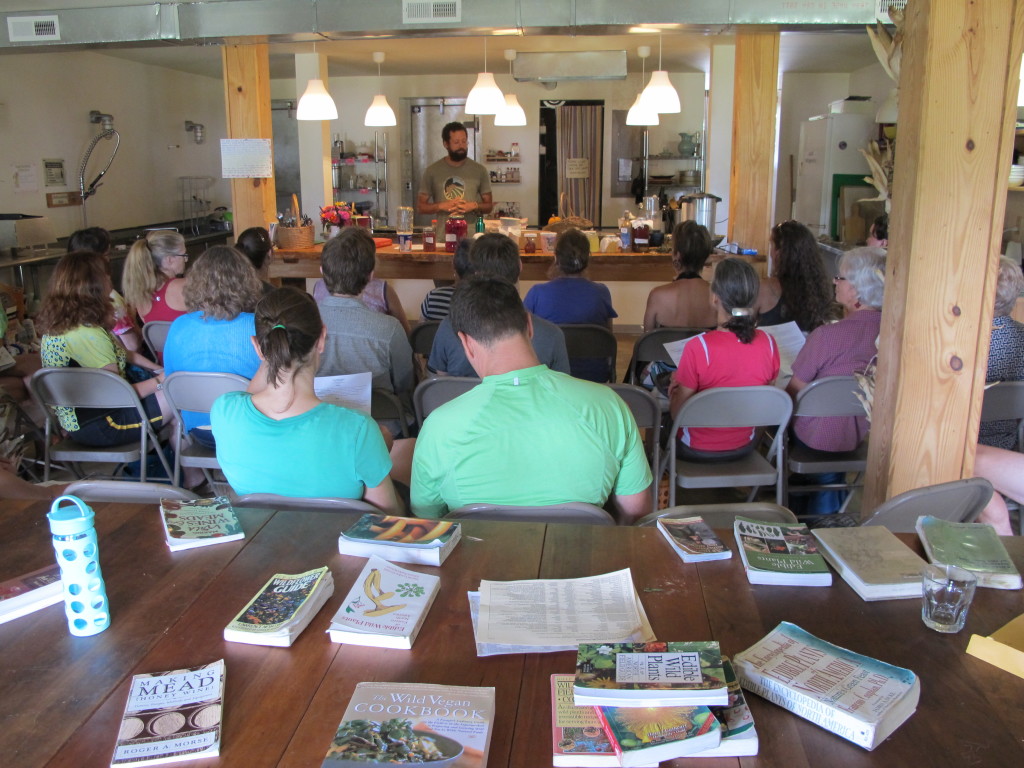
{"left": 544, "top": 192, "right": 593, "bottom": 233}
{"left": 276, "top": 225, "right": 315, "bottom": 249}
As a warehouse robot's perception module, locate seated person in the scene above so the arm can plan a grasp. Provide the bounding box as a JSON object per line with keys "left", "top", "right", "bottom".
{"left": 428, "top": 233, "right": 570, "bottom": 377}
{"left": 979, "top": 257, "right": 1024, "bottom": 450}
{"left": 669, "top": 257, "right": 780, "bottom": 460}
{"left": 316, "top": 228, "right": 415, "bottom": 409}
{"left": 412, "top": 276, "right": 652, "bottom": 522}
{"left": 866, "top": 213, "right": 888, "bottom": 249}
{"left": 643, "top": 220, "right": 718, "bottom": 332}
{"left": 420, "top": 237, "right": 471, "bottom": 320}
{"left": 235, "top": 226, "right": 276, "bottom": 295}
{"left": 972, "top": 444, "right": 1019, "bottom": 535}
{"left": 757, "top": 220, "right": 835, "bottom": 333}
{"left": 211, "top": 287, "right": 402, "bottom": 511}
{"left": 122, "top": 230, "right": 189, "bottom": 326}
{"left": 68, "top": 227, "right": 142, "bottom": 352}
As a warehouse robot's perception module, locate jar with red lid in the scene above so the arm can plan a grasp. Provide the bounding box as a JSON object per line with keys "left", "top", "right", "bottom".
{"left": 445, "top": 214, "right": 468, "bottom": 253}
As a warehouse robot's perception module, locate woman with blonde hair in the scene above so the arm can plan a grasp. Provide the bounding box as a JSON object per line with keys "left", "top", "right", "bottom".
{"left": 122, "top": 230, "right": 189, "bottom": 324}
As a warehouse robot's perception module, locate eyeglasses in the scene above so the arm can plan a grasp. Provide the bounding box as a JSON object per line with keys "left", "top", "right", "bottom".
{"left": 172, "top": 252, "right": 189, "bottom": 261}
{"left": 833, "top": 275, "right": 848, "bottom": 283}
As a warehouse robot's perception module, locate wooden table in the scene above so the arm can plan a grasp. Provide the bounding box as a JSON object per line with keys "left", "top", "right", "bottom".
{"left": 2, "top": 499, "right": 1021, "bottom": 767}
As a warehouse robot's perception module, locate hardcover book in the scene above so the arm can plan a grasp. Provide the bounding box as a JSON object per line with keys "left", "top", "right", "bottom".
{"left": 0, "top": 563, "right": 62, "bottom": 624}
{"left": 223, "top": 566, "right": 334, "bottom": 647}
{"left": 916, "top": 515, "right": 1022, "bottom": 589}
{"left": 159, "top": 497, "right": 243, "bottom": 552}
{"left": 322, "top": 682, "right": 495, "bottom": 767}
{"left": 734, "top": 517, "right": 832, "bottom": 586}
{"left": 594, "top": 704, "right": 721, "bottom": 767}
{"left": 733, "top": 622, "right": 920, "bottom": 751}
{"left": 813, "top": 526, "right": 927, "bottom": 601}
{"left": 693, "top": 658, "right": 758, "bottom": 757}
{"left": 574, "top": 641, "right": 728, "bottom": 707}
{"left": 656, "top": 516, "right": 732, "bottom": 563}
{"left": 110, "top": 659, "right": 225, "bottom": 767}
{"left": 338, "top": 514, "right": 461, "bottom": 566}
{"left": 327, "top": 555, "right": 439, "bottom": 649}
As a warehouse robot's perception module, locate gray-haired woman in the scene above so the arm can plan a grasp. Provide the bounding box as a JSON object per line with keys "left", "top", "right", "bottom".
{"left": 980, "top": 256, "right": 1024, "bottom": 449}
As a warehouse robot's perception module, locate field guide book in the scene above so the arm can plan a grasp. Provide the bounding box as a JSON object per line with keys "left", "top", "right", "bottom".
{"left": 223, "top": 566, "right": 333, "bottom": 647}
{"left": 326, "top": 555, "right": 439, "bottom": 649}
{"left": 109, "top": 659, "right": 224, "bottom": 767}
{"left": 159, "top": 496, "right": 243, "bottom": 552}
{"left": 338, "top": 513, "right": 461, "bottom": 566}
{"left": 812, "top": 526, "right": 927, "bottom": 601}
{"left": 733, "top": 622, "right": 919, "bottom": 751}
{"left": 0, "top": 563, "right": 62, "bottom": 624}
{"left": 322, "top": 682, "right": 494, "bottom": 767}
{"left": 734, "top": 517, "right": 832, "bottom": 586}
{"left": 656, "top": 517, "right": 731, "bottom": 563}
{"left": 916, "top": 515, "right": 1022, "bottom": 589}
{"left": 573, "top": 641, "right": 728, "bottom": 707}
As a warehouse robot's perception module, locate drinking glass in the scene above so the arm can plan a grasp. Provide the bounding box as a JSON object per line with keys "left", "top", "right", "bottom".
{"left": 921, "top": 563, "right": 977, "bottom": 633}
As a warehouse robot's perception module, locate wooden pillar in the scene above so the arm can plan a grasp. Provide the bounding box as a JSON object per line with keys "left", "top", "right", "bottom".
{"left": 222, "top": 42, "right": 276, "bottom": 236}
{"left": 863, "top": 0, "right": 1024, "bottom": 512}
{"left": 728, "top": 28, "right": 779, "bottom": 257}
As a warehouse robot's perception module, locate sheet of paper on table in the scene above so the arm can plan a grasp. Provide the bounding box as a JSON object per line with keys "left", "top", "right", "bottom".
{"left": 313, "top": 371, "right": 372, "bottom": 413}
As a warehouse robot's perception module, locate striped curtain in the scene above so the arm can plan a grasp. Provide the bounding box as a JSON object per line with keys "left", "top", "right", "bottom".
{"left": 556, "top": 104, "right": 603, "bottom": 224}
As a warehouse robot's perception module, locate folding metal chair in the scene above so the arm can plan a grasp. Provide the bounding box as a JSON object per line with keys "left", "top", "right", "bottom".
{"left": 413, "top": 376, "right": 480, "bottom": 427}
{"left": 624, "top": 327, "right": 707, "bottom": 384}
{"left": 371, "top": 387, "right": 412, "bottom": 438}
{"left": 980, "top": 380, "right": 1024, "bottom": 451}
{"left": 142, "top": 321, "right": 172, "bottom": 361}
{"left": 65, "top": 479, "right": 198, "bottom": 504}
{"left": 559, "top": 324, "right": 618, "bottom": 383}
{"left": 446, "top": 502, "right": 616, "bottom": 526}
{"left": 861, "top": 478, "right": 993, "bottom": 533}
{"left": 637, "top": 502, "right": 798, "bottom": 528}
{"left": 233, "top": 493, "right": 377, "bottom": 513}
{"left": 607, "top": 383, "right": 661, "bottom": 514}
{"left": 410, "top": 320, "right": 441, "bottom": 357}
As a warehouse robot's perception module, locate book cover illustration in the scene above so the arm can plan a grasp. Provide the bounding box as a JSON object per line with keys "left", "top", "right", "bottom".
{"left": 160, "top": 497, "right": 242, "bottom": 549}
{"left": 226, "top": 567, "right": 329, "bottom": 635}
{"left": 110, "top": 659, "right": 224, "bottom": 766}
{"left": 735, "top": 518, "right": 830, "bottom": 574}
{"left": 658, "top": 517, "right": 731, "bottom": 560}
{"left": 575, "top": 641, "right": 726, "bottom": 694}
{"left": 550, "top": 675, "right": 617, "bottom": 766}
{"left": 341, "top": 514, "right": 457, "bottom": 548}
{"left": 599, "top": 704, "right": 720, "bottom": 763}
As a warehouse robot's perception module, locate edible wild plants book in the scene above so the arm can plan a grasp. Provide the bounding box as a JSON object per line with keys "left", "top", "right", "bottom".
{"left": 159, "top": 497, "right": 243, "bottom": 552}
{"left": 734, "top": 517, "right": 832, "bottom": 586}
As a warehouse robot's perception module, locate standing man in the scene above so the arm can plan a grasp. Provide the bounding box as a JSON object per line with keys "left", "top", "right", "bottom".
{"left": 417, "top": 121, "right": 493, "bottom": 230}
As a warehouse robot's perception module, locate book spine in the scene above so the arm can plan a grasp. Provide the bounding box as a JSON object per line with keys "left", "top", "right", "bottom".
{"left": 591, "top": 705, "right": 626, "bottom": 763}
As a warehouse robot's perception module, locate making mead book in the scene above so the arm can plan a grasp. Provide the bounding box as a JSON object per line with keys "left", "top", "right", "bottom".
{"left": 813, "top": 526, "right": 927, "bottom": 601}
{"left": 159, "top": 496, "right": 243, "bottom": 552}
{"left": 109, "top": 659, "right": 225, "bottom": 767}
{"left": 223, "top": 566, "right": 334, "bottom": 647}
{"left": 574, "top": 641, "right": 728, "bottom": 707}
{"left": 733, "top": 622, "right": 920, "bottom": 751}
{"left": 322, "top": 682, "right": 494, "bottom": 767}
{"left": 326, "top": 555, "right": 439, "bottom": 649}
{"left": 656, "top": 516, "right": 732, "bottom": 563}
{"left": 594, "top": 704, "right": 721, "bottom": 767}
{"left": 734, "top": 517, "right": 832, "bottom": 586}
{"left": 0, "top": 563, "right": 62, "bottom": 624}
{"left": 916, "top": 515, "right": 1022, "bottom": 589}
{"left": 338, "top": 513, "right": 461, "bottom": 566}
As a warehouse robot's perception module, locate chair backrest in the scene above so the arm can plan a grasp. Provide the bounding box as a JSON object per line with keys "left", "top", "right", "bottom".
{"left": 162, "top": 371, "right": 251, "bottom": 415}
{"left": 31, "top": 367, "right": 145, "bottom": 411}
{"left": 142, "top": 321, "right": 173, "bottom": 360}
{"left": 414, "top": 376, "right": 480, "bottom": 427}
{"left": 792, "top": 375, "right": 868, "bottom": 418}
{"left": 861, "top": 477, "right": 993, "bottom": 533}
{"left": 65, "top": 479, "right": 198, "bottom": 503}
{"left": 980, "top": 381, "right": 1024, "bottom": 449}
{"left": 233, "top": 493, "right": 377, "bottom": 512}
{"left": 370, "top": 388, "right": 410, "bottom": 437}
{"left": 559, "top": 324, "right": 617, "bottom": 383}
{"left": 446, "top": 502, "right": 616, "bottom": 526}
{"left": 410, "top": 320, "right": 441, "bottom": 356}
{"left": 675, "top": 385, "right": 793, "bottom": 431}
{"left": 606, "top": 383, "right": 659, "bottom": 430}
{"left": 626, "top": 327, "right": 706, "bottom": 383}
{"left": 637, "top": 502, "right": 798, "bottom": 528}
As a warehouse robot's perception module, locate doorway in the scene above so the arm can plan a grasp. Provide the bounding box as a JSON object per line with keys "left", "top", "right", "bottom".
{"left": 538, "top": 100, "right": 604, "bottom": 227}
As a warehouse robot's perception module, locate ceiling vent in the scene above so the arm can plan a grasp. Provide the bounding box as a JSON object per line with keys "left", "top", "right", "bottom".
{"left": 402, "top": 1, "right": 461, "bottom": 25}
{"left": 514, "top": 51, "right": 627, "bottom": 83}
{"left": 7, "top": 15, "right": 61, "bottom": 43}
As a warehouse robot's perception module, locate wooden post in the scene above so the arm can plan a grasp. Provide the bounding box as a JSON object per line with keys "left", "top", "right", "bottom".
{"left": 222, "top": 42, "right": 276, "bottom": 236}
{"left": 863, "top": 0, "right": 1024, "bottom": 512}
{"left": 728, "top": 28, "right": 779, "bottom": 257}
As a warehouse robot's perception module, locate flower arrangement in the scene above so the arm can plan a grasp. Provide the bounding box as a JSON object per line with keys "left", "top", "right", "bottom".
{"left": 320, "top": 202, "right": 353, "bottom": 229}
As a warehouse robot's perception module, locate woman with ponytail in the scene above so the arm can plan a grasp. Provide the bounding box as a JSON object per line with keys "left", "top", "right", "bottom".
{"left": 668, "top": 257, "right": 780, "bottom": 459}
{"left": 122, "top": 230, "right": 189, "bottom": 324}
{"left": 210, "top": 287, "right": 401, "bottom": 512}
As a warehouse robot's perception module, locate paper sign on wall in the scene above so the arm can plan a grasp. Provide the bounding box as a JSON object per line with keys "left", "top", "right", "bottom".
{"left": 220, "top": 139, "right": 273, "bottom": 178}
{"left": 566, "top": 158, "right": 590, "bottom": 179}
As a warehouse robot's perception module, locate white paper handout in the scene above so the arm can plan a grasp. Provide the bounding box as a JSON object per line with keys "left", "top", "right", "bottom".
{"left": 313, "top": 371, "right": 372, "bottom": 413}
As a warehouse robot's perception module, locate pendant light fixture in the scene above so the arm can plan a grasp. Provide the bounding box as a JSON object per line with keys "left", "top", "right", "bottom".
{"left": 364, "top": 51, "right": 397, "bottom": 127}
{"left": 639, "top": 34, "right": 681, "bottom": 114}
{"left": 495, "top": 49, "right": 527, "bottom": 126}
{"left": 627, "top": 46, "right": 659, "bottom": 126}
{"left": 465, "top": 37, "right": 505, "bottom": 115}
{"left": 297, "top": 41, "right": 338, "bottom": 121}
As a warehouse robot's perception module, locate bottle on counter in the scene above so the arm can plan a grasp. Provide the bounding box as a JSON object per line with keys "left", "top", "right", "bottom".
{"left": 445, "top": 214, "right": 467, "bottom": 253}
{"left": 475, "top": 216, "right": 485, "bottom": 234}
{"left": 423, "top": 222, "right": 436, "bottom": 252}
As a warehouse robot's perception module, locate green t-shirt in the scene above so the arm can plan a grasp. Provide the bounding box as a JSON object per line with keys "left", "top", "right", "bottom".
{"left": 411, "top": 365, "right": 652, "bottom": 518}
{"left": 41, "top": 325, "right": 127, "bottom": 431}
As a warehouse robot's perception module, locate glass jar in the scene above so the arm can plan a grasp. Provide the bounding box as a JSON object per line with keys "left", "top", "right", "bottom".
{"left": 632, "top": 220, "right": 651, "bottom": 252}
{"left": 445, "top": 214, "right": 468, "bottom": 253}
{"left": 423, "top": 224, "right": 436, "bottom": 252}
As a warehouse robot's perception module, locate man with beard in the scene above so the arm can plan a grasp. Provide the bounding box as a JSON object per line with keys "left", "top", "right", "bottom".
{"left": 417, "top": 121, "right": 493, "bottom": 230}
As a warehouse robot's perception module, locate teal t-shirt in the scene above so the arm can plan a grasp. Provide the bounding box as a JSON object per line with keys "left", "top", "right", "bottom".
{"left": 411, "top": 365, "right": 652, "bottom": 518}
{"left": 211, "top": 391, "right": 391, "bottom": 498}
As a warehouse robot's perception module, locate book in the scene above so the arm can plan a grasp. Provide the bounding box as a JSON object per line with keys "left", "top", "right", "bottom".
{"left": 109, "top": 659, "right": 225, "bottom": 767}
{"left": 322, "top": 682, "right": 494, "bottom": 767}
{"left": 338, "top": 513, "right": 462, "bottom": 566}
{"left": 813, "top": 526, "right": 927, "bottom": 601}
{"left": 966, "top": 612, "right": 1024, "bottom": 680}
{"left": 915, "top": 515, "right": 1022, "bottom": 590}
{"left": 656, "top": 516, "right": 732, "bottom": 563}
{"left": 574, "top": 641, "right": 728, "bottom": 707}
{"left": 692, "top": 658, "right": 758, "bottom": 757}
{"left": 223, "top": 566, "right": 334, "bottom": 647}
{"left": 551, "top": 675, "right": 648, "bottom": 767}
{"left": 595, "top": 703, "right": 721, "bottom": 767}
{"left": 733, "top": 622, "right": 920, "bottom": 751}
{"left": 159, "top": 497, "right": 243, "bottom": 552}
{"left": 734, "top": 517, "right": 832, "bottom": 586}
{"left": 326, "top": 555, "right": 439, "bottom": 649}
{"left": 0, "top": 563, "right": 62, "bottom": 624}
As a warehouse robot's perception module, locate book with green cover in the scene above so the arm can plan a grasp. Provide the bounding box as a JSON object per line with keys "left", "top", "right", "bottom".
{"left": 594, "top": 704, "right": 721, "bottom": 767}
{"left": 813, "top": 526, "right": 927, "bottom": 601}
{"left": 696, "top": 658, "right": 759, "bottom": 757}
{"left": 916, "top": 516, "right": 1022, "bottom": 589}
{"left": 734, "top": 517, "right": 832, "bottom": 586}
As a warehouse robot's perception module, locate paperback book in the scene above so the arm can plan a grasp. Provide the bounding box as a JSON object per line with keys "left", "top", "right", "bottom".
{"left": 322, "top": 682, "right": 494, "bottom": 767}
{"left": 338, "top": 514, "right": 461, "bottom": 566}
{"left": 223, "top": 566, "right": 333, "bottom": 647}
{"left": 110, "top": 659, "right": 225, "bottom": 767}
{"left": 574, "top": 641, "right": 728, "bottom": 707}
{"left": 916, "top": 515, "right": 1022, "bottom": 589}
{"left": 159, "top": 497, "right": 243, "bottom": 552}
{"left": 326, "top": 555, "right": 439, "bottom": 649}
{"left": 813, "top": 526, "right": 927, "bottom": 601}
{"left": 656, "top": 516, "right": 732, "bottom": 563}
{"left": 0, "top": 563, "right": 62, "bottom": 624}
{"left": 733, "top": 622, "right": 920, "bottom": 751}
{"left": 734, "top": 517, "right": 832, "bottom": 586}
{"left": 594, "top": 704, "right": 721, "bottom": 767}
{"left": 694, "top": 657, "right": 758, "bottom": 757}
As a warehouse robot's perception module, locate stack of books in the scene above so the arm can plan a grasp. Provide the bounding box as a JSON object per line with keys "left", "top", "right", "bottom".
{"left": 338, "top": 514, "right": 461, "bottom": 566}
{"left": 223, "top": 567, "right": 334, "bottom": 647}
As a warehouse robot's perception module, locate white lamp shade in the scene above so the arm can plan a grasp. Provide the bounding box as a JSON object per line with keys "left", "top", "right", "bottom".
{"left": 495, "top": 93, "right": 527, "bottom": 126}
{"left": 365, "top": 94, "right": 397, "bottom": 126}
{"left": 626, "top": 93, "right": 659, "bottom": 126}
{"left": 465, "top": 72, "right": 505, "bottom": 115}
{"left": 876, "top": 88, "right": 899, "bottom": 124}
{"left": 639, "top": 70, "right": 681, "bottom": 114}
{"left": 296, "top": 79, "right": 338, "bottom": 121}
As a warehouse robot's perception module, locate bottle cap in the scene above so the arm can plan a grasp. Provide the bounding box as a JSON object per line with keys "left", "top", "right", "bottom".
{"left": 47, "top": 496, "right": 95, "bottom": 536}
